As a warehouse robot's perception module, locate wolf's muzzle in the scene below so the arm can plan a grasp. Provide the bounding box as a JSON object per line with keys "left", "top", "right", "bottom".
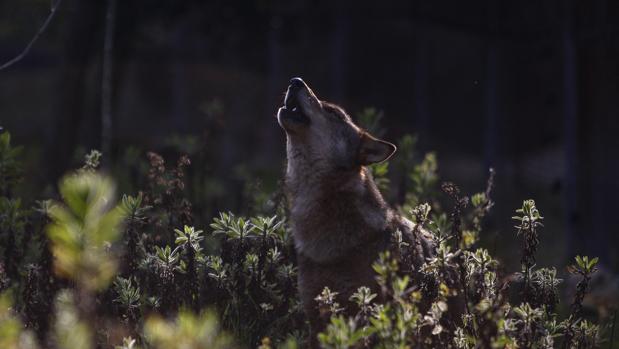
{"left": 279, "top": 77, "right": 310, "bottom": 126}
{"left": 285, "top": 77, "right": 306, "bottom": 109}
{"left": 289, "top": 77, "right": 305, "bottom": 91}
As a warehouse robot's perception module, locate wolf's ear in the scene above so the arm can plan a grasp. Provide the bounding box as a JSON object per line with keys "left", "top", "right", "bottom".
{"left": 358, "top": 133, "right": 397, "bottom": 166}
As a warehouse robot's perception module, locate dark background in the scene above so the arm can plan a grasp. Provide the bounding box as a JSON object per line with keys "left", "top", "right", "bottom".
{"left": 0, "top": 0, "right": 618, "bottom": 272}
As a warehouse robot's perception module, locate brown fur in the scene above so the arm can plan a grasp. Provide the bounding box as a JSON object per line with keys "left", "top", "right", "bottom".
{"left": 277, "top": 78, "right": 435, "bottom": 346}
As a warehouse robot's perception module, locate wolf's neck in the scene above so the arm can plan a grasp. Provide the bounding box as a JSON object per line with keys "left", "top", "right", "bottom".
{"left": 286, "top": 162, "right": 392, "bottom": 263}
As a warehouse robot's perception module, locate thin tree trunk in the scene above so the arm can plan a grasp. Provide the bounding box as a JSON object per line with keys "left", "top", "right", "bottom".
{"left": 562, "top": 0, "right": 578, "bottom": 260}
{"left": 330, "top": 10, "right": 350, "bottom": 102}
{"left": 172, "top": 23, "right": 189, "bottom": 133}
{"left": 261, "top": 16, "right": 283, "bottom": 165}
{"left": 573, "top": 0, "right": 619, "bottom": 266}
{"left": 101, "top": 0, "right": 117, "bottom": 168}
{"left": 49, "top": 0, "right": 103, "bottom": 180}
{"left": 412, "top": 25, "right": 430, "bottom": 144}
{"left": 484, "top": 0, "right": 500, "bottom": 169}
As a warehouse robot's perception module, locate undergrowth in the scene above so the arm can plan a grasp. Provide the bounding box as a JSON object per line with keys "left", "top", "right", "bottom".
{"left": 0, "top": 122, "right": 614, "bottom": 348}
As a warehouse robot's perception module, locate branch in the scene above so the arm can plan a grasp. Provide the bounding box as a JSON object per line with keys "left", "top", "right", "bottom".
{"left": 0, "top": 0, "right": 63, "bottom": 72}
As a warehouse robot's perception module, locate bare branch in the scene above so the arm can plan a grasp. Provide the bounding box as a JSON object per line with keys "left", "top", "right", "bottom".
{"left": 0, "top": 0, "right": 64, "bottom": 72}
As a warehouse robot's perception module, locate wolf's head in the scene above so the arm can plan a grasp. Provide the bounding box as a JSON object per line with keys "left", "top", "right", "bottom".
{"left": 277, "top": 78, "right": 396, "bottom": 183}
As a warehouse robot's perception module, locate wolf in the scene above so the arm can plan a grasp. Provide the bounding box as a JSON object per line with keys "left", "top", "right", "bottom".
{"left": 277, "top": 77, "right": 436, "bottom": 345}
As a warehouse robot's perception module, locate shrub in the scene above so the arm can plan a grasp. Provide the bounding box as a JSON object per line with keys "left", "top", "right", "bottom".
{"left": 0, "top": 128, "right": 612, "bottom": 349}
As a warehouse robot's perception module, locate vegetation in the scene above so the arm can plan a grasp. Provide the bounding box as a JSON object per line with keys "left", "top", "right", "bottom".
{"left": 0, "top": 122, "right": 613, "bottom": 348}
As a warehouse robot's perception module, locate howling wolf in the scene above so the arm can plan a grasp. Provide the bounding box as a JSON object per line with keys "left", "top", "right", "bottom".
{"left": 277, "top": 77, "right": 436, "bottom": 344}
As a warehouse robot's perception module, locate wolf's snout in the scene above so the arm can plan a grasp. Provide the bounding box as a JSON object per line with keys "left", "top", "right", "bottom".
{"left": 285, "top": 77, "right": 306, "bottom": 109}
{"left": 289, "top": 77, "right": 305, "bottom": 91}
{"left": 278, "top": 77, "right": 311, "bottom": 128}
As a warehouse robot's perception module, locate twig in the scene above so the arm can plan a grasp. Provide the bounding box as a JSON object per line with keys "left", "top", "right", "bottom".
{"left": 0, "top": 0, "right": 63, "bottom": 72}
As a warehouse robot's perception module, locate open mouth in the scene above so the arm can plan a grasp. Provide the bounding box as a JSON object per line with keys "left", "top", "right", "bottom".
{"left": 278, "top": 86, "right": 310, "bottom": 125}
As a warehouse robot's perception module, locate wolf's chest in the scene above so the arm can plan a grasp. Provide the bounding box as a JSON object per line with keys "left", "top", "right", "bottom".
{"left": 291, "top": 221, "right": 369, "bottom": 264}
{"left": 289, "top": 200, "right": 388, "bottom": 264}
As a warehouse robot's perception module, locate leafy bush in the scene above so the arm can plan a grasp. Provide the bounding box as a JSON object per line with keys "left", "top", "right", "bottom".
{"left": 0, "top": 128, "right": 613, "bottom": 348}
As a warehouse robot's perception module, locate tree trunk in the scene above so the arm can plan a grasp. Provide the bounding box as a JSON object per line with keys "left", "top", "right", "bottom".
{"left": 101, "top": 0, "right": 117, "bottom": 168}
